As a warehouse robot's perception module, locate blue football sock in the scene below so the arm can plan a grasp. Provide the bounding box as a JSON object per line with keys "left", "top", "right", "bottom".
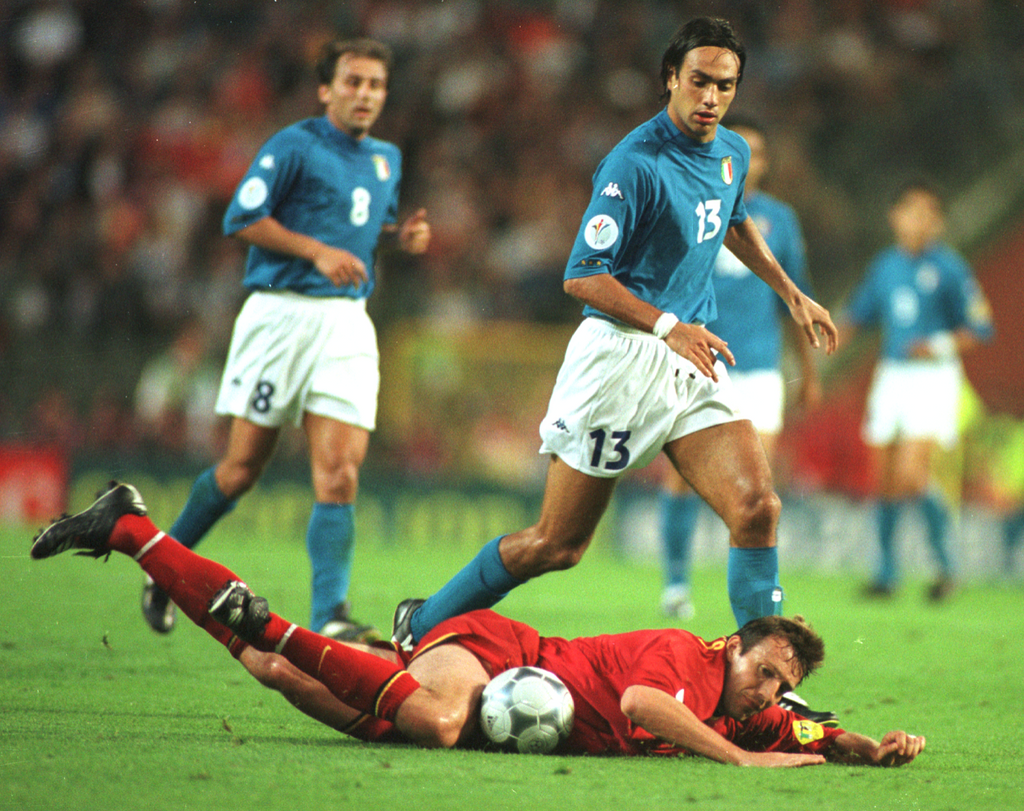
{"left": 168, "top": 467, "right": 236, "bottom": 550}
{"left": 919, "top": 493, "right": 953, "bottom": 577}
{"left": 1003, "top": 507, "right": 1024, "bottom": 569}
{"left": 410, "top": 535, "right": 523, "bottom": 642}
{"left": 661, "top": 492, "right": 699, "bottom": 589}
{"left": 727, "top": 546, "right": 782, "bottom": 629}
{"left": 1003, "top": 507, "right": 1024, "bottom": 553}
{"left": 306, "top": 502, "right": 355, "bottom": 632}
{"left": 876, "top": 500, "right": 900, "bottom": 587}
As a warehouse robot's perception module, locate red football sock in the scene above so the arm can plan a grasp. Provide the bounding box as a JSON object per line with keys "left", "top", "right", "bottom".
{"left": 110, "top": 514, "right": 248, "bottom": 654}
{"left": 265, "top": 623, "right": 420, "bottom": 723}
{"left": 340, "top": 714, "right": 402, "bottom": 743}
{"left": 111, "top": 515, "right": 419, "bottom": 722}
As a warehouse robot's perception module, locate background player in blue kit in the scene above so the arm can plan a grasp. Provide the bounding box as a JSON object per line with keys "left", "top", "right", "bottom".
{"left": 658, "top": 119, "right": 821, "bottom": 622}
{"left": 841, "top": 180, "right": 992, "bottom": 601}
{"left": 393, "top": 18, "right": 837, "bottom": 654}
{"left": 142, "top": 39, "right": 431, "bottom": 640}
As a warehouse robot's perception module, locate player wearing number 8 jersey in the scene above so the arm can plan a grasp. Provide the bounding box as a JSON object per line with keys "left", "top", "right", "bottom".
{"left": 393, "top": 18, "right": 837, "bottom": 653}
{"left": 141, "top": 38, "right": 431, "bottom": 641}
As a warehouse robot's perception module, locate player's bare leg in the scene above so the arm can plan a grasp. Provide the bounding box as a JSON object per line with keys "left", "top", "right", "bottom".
{"left": 871, "top": 438, "right": 953, "bottom": 599}
{"left": 498, "top": 457, "right": 617, "bottom": 578}
{"left": 239, "top": 639, "right": 403, "bottom": 735}
{"left": 240, "top": 637, "right": 489, "bottom": 748}
{"left": 215, "top": 417, "right": 281, "bottom": 498}
{"left": 143, "top": 417, "right": 279, "bottom": 634}
{"left": 664, "top": 419, "right": 780, "bottom": 553}
{"left": 394, "top": 457, "right": 615, "bottom": 651}
{"left": 665, "top": 422, "right": 837, "bottom": 725}
{"left": 398, "top": 643, "right": 491, "bottom": 748}
{"left": 302, "top": 413, "right": 377, "bottom": 638}
{"left": 666, "top": 422, "right": 782, "bottom": 626}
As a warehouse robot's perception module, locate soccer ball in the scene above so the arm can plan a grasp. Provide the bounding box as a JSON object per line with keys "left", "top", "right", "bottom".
{"left": 479, "top": 666, "right": 575, "bottom": 754}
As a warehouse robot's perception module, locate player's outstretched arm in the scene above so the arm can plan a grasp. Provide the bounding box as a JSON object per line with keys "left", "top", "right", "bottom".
{"left": 621, "top": 686, "right": 825, "bottom": 767}
{"left": 828, "top": 730, "right": 926, "bottom": 767}
{"left": 723, "top": 219, "right": 838, "bottom": 356}
{"left": 239, "top": 648, "right": 368, "bottom": 732}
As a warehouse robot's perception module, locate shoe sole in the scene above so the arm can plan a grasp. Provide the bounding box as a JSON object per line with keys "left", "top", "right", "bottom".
{"left": 31, "top": 483, "right": 146, "bottom": 560}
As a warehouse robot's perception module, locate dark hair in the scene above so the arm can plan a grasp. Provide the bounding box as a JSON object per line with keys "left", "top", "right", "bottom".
{"left": 660, "top": 17, "right": 746, "bottom": 99}
{"left": 735, "top": 615, "right": 824, "bottom": 684}
{"left": 891, "top": 175, "right": 946, "bottom": 211}
{"left": 315, "top": 38, "right": 394, "bottom": 86}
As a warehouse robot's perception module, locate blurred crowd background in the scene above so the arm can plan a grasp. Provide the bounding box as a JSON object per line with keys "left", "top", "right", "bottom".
{"left": 2, "top": 0, "right": 1024, "bottom": 520}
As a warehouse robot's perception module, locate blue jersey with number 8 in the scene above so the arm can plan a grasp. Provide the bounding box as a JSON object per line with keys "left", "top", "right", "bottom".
{"left": 223, "top": 116, "right": 402, "bottom": 299}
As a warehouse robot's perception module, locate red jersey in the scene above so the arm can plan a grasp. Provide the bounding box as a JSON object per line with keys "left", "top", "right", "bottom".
{"left": 409, "top": 610, "right": 843, "bottom": 757}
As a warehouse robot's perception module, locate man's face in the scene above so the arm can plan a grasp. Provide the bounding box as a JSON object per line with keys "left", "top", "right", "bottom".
{"left": 665, "top": 46, "right": 740, "bottom": 143}
{"left": 318, "top": 54, "right": 388, "bottom": 139}
{"left": 889, "top": 189, "right": 945, "bottom": 254}
{"left": 732, "top": 126, "right": 767, "bottom": 191}
{"left": 719, "top": 634, "right": 803, "bottom": 721}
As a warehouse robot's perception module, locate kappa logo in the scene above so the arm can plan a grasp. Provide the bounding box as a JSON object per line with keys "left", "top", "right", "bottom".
{"left": 552, "top": 418, "right": 569, "bottom": 433}
{"left": 600, "top": 182, "right": 624, "bottom": 199}
{"left": 584, "top": 215, "right": 619, "bottom": 250}
{"left": 259, "top": 154, "right": 275, "bottom": 170}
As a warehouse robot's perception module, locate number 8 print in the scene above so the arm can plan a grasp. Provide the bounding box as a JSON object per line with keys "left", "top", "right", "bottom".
{"left": 350, "top": 187, "right": 371, "bottom": 226}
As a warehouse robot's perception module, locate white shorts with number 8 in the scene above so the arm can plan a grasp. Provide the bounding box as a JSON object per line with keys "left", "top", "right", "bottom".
{"left": 215, "top": 291, "right": 379, "bottom": 431}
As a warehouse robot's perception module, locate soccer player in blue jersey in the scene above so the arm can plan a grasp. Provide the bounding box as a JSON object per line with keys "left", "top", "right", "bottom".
{"left": 141, "top": 39, "right": 431, "bottom": 640}
{"left": 393, "top": 18, "right": 837, "bottom": 654}
{"left": 841, "top": 180, "right": 993, "bottom": 600}
{"left": 658, "top": 119, "right": 820, "bottom": 622}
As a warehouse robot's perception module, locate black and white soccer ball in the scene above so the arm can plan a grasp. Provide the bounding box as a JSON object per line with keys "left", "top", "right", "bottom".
{"left": 479, "top": 666, "right": 575, "bottom": 754}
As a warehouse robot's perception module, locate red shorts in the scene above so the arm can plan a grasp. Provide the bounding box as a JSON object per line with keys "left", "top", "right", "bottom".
{"left": 398, "top": 609, "right": 542, "bottom": 678}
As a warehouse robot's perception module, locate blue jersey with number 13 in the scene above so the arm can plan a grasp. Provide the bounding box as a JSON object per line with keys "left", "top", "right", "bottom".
{"left": 564, "top": 109, "right": 750, "bottom": 326}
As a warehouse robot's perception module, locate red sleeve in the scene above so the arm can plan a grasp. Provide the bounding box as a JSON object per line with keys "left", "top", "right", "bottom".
{"left": 712, "top": 705, "right": 845, "bottom": 755}
{"left": 624, "top": 632, "right": 728, "bottom": 720}
{"left": 615, "top": 631, "right": 729, "bottom": 746}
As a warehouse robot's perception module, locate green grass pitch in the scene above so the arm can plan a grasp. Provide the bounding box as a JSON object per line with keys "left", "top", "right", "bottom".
{"left": 3, "top": 488, "right": 1023, "bottom": 811}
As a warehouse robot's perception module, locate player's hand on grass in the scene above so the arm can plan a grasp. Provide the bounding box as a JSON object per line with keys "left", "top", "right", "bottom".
{"left": 664, "top": 323, "right": 735, "bottom": 382}
{"left": 314, "top": 245, "right": 368, "bottom": 287}
{"left": 868, "top": 730, "right": 926, "bottom": 767}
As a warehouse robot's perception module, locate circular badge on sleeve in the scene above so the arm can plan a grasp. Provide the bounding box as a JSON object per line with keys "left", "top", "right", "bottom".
{"left": 237, "top": 177, "right": 268, "bottom": 210}
{"left": 584, "top": 215, "right": 619, "bottom": 250}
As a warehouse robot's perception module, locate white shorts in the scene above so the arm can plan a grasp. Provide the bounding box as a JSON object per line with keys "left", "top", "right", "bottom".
{"left": 863, "top": 359, "right": 963, "bottom": 449}
{"left": 538, "top": 317, "right": 743, "bottom": 478}
{"left": 216, "top": 291, "right": 379, "bottom": 430}
{"left": 730, "top": 369, "right": 784, "bottom": 435}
